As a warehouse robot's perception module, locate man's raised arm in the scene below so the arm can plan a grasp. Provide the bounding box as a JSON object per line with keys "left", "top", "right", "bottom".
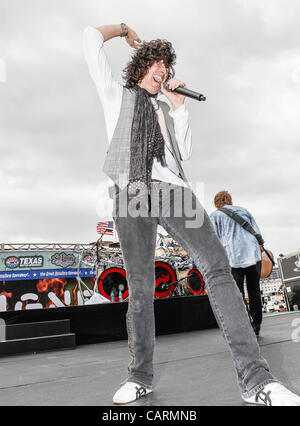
{"left": 83, "top": 23, "right": 142, "bottom": 92}
{"left": 95, "top": 24, "right": 142, "bottom": 49}
{"left": 82, "top": 24, "right": 142, "bottom": 141}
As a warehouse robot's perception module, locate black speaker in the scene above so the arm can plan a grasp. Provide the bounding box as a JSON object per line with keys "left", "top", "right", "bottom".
{"left": 277, "top": 252, "right": 300, "bottom": 311}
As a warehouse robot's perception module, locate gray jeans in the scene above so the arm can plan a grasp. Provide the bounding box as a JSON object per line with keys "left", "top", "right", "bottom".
{"left": 112, "top": 181, "right": 275, "bottom": 398}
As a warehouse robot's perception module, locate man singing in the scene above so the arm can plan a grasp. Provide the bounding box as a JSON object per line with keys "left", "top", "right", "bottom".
{"left": 83, "top": 23, "right": 300, "bottom": 406}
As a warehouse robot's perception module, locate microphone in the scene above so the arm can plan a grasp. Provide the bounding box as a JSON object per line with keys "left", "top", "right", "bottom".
{"left": 163, "top": 82, "right": 206, "bottom": 102}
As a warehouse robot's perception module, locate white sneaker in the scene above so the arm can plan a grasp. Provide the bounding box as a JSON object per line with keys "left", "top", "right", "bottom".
{"left": 113, "top": 381, "right": 153, "bottom": 405}
{"left": 243, "top": 382, "right": 300, "bottom": 406}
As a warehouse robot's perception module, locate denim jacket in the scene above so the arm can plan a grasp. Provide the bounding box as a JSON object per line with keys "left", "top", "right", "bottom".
{"left": 209, "top": 204, "right": 262, "bottom": 268}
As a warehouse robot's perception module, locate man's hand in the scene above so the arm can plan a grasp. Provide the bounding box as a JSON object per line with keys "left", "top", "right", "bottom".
{"left": 125, "top": 27, "right": 142, "bottom": 49}
{"left": 160, "top": 78, "right": 186, "bottom": 110}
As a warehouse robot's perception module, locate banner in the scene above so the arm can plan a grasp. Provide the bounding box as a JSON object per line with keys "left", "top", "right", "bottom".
{"left": 0, "top": 276, "right": 96, "bottom": 312}
{"left": 0, "top": 268, "right": 95, "bottom": 281}
{"left": 0, "top": 250, "right": 97, "bottom": 312}
{"left": 0, "top": 250, "right": 95, "bottom": 275}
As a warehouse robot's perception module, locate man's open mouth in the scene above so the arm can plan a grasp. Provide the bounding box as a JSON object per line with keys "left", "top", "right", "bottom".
{"left": 153, "top": 75, "right": 163, "bottom": 83}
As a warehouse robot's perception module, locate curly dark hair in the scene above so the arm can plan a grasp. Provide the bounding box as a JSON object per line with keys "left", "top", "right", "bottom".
{"left": 122, "top": 39, "right": 176, "bottom": 89}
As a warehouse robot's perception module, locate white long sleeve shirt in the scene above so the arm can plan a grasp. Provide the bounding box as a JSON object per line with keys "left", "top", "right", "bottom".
{"left": 82, "top": 26, "right": 193, "bottom": 187}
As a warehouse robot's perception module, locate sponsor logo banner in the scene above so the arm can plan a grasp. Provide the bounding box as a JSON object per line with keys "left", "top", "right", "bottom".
{"left": 0, "top": 250, "right": 98, "bottom": 311}
{"left": 0, "top": 251, "right": 92, "bottom": 272}
{"left": 0, "top": 268, "right": 96, "bottom": 281}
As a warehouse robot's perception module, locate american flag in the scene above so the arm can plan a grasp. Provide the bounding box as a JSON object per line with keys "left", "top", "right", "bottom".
{"left": 97, "top": 221, "right": 114, "bottom": 236}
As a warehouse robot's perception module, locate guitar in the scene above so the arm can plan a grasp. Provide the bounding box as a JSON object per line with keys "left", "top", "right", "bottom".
{"left": 260, "top": 247, "right": 274, "bottom": 278}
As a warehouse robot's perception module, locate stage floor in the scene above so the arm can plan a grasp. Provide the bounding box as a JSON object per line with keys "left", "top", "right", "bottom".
{"left": 0, "top": 312, "right": 299, "bottom": 406}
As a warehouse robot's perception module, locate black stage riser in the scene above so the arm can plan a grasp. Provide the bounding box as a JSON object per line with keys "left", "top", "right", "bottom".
{"left": 0, "top": 296, "right": 218, "bottom": 345}
{"left": 0, "top": 334, "right": 76, "bottom": 357}
{"left": 0, "top": 319, "right": 76, "bottom": 357}
{"left": 5, "top": 319, "right": 71, "bottom": 340}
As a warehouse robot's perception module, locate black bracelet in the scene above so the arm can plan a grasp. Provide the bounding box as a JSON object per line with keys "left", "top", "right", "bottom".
{"left": 120, "top": 23, "right": 128, "bottom": 37}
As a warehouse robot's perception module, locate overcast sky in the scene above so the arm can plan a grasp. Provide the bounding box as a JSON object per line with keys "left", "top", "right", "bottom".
{"left": 0, "top": 0, "right": 300, "bottom": 259}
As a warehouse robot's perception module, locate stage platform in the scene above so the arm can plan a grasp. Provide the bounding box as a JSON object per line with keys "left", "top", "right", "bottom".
{"left": 0, "top": 295, "right": 218, "bottom": 345}
{"left": 0, "top": 311, "right": 299, "bottom": 406}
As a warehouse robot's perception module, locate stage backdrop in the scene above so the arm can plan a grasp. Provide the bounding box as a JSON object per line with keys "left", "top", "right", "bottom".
{"left": 0, "top": 250, "right": 96, "bottom": 312}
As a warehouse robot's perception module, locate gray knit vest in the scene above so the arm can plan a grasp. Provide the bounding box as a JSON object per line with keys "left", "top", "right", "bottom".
{"left": 102, "top": 87, "right": 189, "bottom": 198}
